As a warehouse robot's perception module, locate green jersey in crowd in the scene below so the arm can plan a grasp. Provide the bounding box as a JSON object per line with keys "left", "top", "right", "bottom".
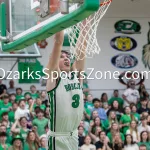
{"left": 32, "top": 117, "right": 48, "bottom": 136}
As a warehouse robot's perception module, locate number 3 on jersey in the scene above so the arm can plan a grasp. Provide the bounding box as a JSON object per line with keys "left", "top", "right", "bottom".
{"left": 72, "top": 94, "right": 80, "bottom": 108}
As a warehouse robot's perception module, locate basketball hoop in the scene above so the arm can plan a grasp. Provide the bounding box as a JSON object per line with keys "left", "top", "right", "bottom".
{"left": 66, "top": 0, "right": 112, "bottom": 60}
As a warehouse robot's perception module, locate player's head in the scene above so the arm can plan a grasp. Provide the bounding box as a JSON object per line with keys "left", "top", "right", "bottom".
{"left": 59, "top": 50, "right": 71, "bottom": 72}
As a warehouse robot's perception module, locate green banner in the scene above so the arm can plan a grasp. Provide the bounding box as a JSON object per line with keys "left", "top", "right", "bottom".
{"left": 18, "top": 58, "right": 44, "bottom": 83}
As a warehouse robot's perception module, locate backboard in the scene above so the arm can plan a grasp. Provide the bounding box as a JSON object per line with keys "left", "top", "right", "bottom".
{"left": 0, "top": 0, "right": 41, "bottom": 57}
{"left": 0, "top": 0, "right": 100, "bottom": 52}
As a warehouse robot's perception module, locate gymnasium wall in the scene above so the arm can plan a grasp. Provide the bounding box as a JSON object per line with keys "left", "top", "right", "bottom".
{"left": 1, "top": 0, "right": 150, "bottom": 99}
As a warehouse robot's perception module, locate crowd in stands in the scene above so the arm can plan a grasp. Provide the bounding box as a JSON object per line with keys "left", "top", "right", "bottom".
{"left": 0, "top": 78, "right": 48, "bottom": 150}
{"left": 79, "top": 80, "right": 150, "bottom": 150}
{"left": 0, "top": 77, "right": 150, "bottom": 150}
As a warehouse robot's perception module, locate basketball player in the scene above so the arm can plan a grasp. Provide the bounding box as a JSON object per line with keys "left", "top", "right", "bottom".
{"left": 46, "top": 30, "right": 85, "bottom": 150}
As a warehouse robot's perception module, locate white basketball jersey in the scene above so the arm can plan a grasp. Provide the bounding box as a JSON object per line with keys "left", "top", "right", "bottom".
{"left": 47, "top": 72, "right": 84, "bottom": 133}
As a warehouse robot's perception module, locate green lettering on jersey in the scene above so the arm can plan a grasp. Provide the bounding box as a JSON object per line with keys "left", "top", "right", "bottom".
{"left": 72, "top": 94, "right": 80, "bottom": 108}
{"left": 64, "top": 83, "right": 81, "bottom": 92}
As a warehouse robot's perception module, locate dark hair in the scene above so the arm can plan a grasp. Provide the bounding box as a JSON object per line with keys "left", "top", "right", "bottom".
{"left": 18, "top": 100, "right": 25, "bottom": 105}
{"left": 111, "top": 100, "right": 122, "bottom": 112}
{"left": 3, "top": 95, "right": 9, "bottom": 99}
{"left": 140, "top": 116, "right": 147, "bottom": 121}
{"left": 101, "top": 93, "right": 107, "bottom": 102}
{"left": 92, "top": 98, "right": 100, "bottom": 103}
{"left": 91, "top": 117, "right": 101, "bottom": 134}
{"left": 44, "top": 124, "right": 49, "bottom": 130}
{"left": 130, "top": 104, "right": 136, "bottom": 110}
{"left": 36, "top": 109, "right": 44, "bottom": 114}
{"left": 140, "top": 131, "right": 149, "bottom": 142}
{"left": 27, "top": 98, "right": 33, "bottom": 101}
{"left": 140, "top": 97, "right": 148, "bottom": 102}
{"left": 99, "top": 131, "right": 105, "bottom": 137}
{"left": 84, "top": 135, "right": 91, "bottom": 143}
{"left": 12, "top": 102, "right": 18, "bottom": 106}
{"left": 61, "top": 50, "right": 71, "bottom": 57}
{"left": 34, "top": 106, "right": 41, "bottom": 114}
{"left": 2, "top": 112, "right": 8, "bottom": 117}
{"left": 16, "top": 88, "right": 22, "bottom": 92}
{"left": 0, "top": 125, "right": 6, "bottom": 129}
{"left": 124, "top": 106, "right": 136, "bottom": 121}
{"left": 78, "top": 126, "right": 84, "bottom": 130}
{"left": 139, "top": 144, "right": 147, "bottom": 149}
{"left": 9, "top": 93, "right": 16, "bottom": 98}
{"left": 30, "top": 85, "right": 36, "bottom": 89}
{"left": 114, "top": 90, "right": 118, "bottom": 93}
{"left": 0, "top": 132, "right": 7, "bottom": 137}
{"left": 19, "top": 117, "right": 27, "bottom": 122}
{"left": 124, "top": 134, "right": 135, "bottom": 146}
{"left": 26, "top": 131, "right": 39, "bottom": 150}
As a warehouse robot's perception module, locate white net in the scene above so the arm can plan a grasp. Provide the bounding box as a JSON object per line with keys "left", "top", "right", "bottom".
{"left": 66, "top": 0, "right": 112, "bottom": 60}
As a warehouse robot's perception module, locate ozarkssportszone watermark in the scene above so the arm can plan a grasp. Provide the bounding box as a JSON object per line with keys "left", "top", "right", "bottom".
{"left": 0, "top": 68, "right": 150, "bottom": 81}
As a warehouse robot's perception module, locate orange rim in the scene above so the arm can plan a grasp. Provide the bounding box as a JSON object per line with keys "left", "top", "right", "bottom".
{"left": 100, "top": 0, "right": 112, "bottom": 6}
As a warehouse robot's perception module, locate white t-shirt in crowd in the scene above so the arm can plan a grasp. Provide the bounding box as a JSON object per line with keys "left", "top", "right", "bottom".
{"left": 126, "top": 129, "right": 140, "bottom": 142}
{"left": 123, "top": 88, "right": 140, "bottom": 107}
{"left": 138, "top": 124, "right": 150, "bottom": 134}
{"left": 7, "top": 88, "right": 16, "bottom": 94}
{"left": 124, "top": 144, "right": 139, "bottom": 150}
{"left": 80, "top": 144, "right": 96, "bottom": 150}
{"left": 15, "top": 107, "right": 30, "bottom": 120}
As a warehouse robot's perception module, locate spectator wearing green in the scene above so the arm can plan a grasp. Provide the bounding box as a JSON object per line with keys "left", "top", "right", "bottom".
{"left": 30, "top": 85, "right": 39, "bottom": 100}
{"left": 23, "top": 131, "right": 39, "bottom": 150}
{"left": 108, "top": 90, "right": 124, "bottom": 108}
{"left": 38, "top": 137, "right": 47, "bottom": 150}
{"left": 9, "top": 93, "right": 16, "bottom": 104}
{"left": 83, "top": 107, "right": 91, "bottom": 134}
{"left": 0, "top": 132, "right": 11, "bottom": 150}
{"left": 84, "top": 94, "right": 94, "bottom": 113}
{"left": 0, "top": 95, "right": 12, "bottom": 111}
{"left": 33, "top": 98, "right": 46, "bottom": 111}
{"left": 1, "top": 112, "right": 13, "bottom": 130}
{"left": 88, "top": 117, "right": 104, "bottom": 136}
{"left": 0, "top": 124, "right": 12, "bottom": 145}
{"left": 8, "top": 103, "right": 18, "bottom": 123}
{"left": 107, "top": 100, "right": 123, "bottom": 121}
{"left": 24, "top": 92, "right": 31, "bottom": 101}
{"left": 120, "top": 106, "right": 135, "bottom": 135}
{"left": 88, "top": 121, "right": 103, "bottom": 144}
{"left": 107, "top": 122, "right": 125, "bottom": 143}
{"left": 79, "top": 120, "right": 88, "bottom": 136}
{"left": 131, "top": 104, "right": 140, "bottom": 122}
{"left": 102, "top": 111, "right": 119, "bottom": 131}
{"left": 11, "top": 117, "right": 29, "bottom": 142}
{"left": 8, "top": 135, "right": 24, "bottom": 150}
{"left": 138, "top": 131, "right": 150, "bottom": 150}
{"left": 15, "top": 88, "right": 24, "bottom": 102}
{"left": 32, "top": 109, "right": 48, "bottom": 136}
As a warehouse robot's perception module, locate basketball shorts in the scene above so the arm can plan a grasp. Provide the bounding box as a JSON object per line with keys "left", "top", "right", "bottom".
{"left": 47, "top": 129, "right": 78, "bottom": 150}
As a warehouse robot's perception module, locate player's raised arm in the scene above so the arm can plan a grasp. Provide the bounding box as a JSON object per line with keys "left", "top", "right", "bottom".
{"left": 46, "top": 31, "right": 64, "bottom": 73}
{"left": 46, "top": 31, "right": 64, "bottom": 92}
